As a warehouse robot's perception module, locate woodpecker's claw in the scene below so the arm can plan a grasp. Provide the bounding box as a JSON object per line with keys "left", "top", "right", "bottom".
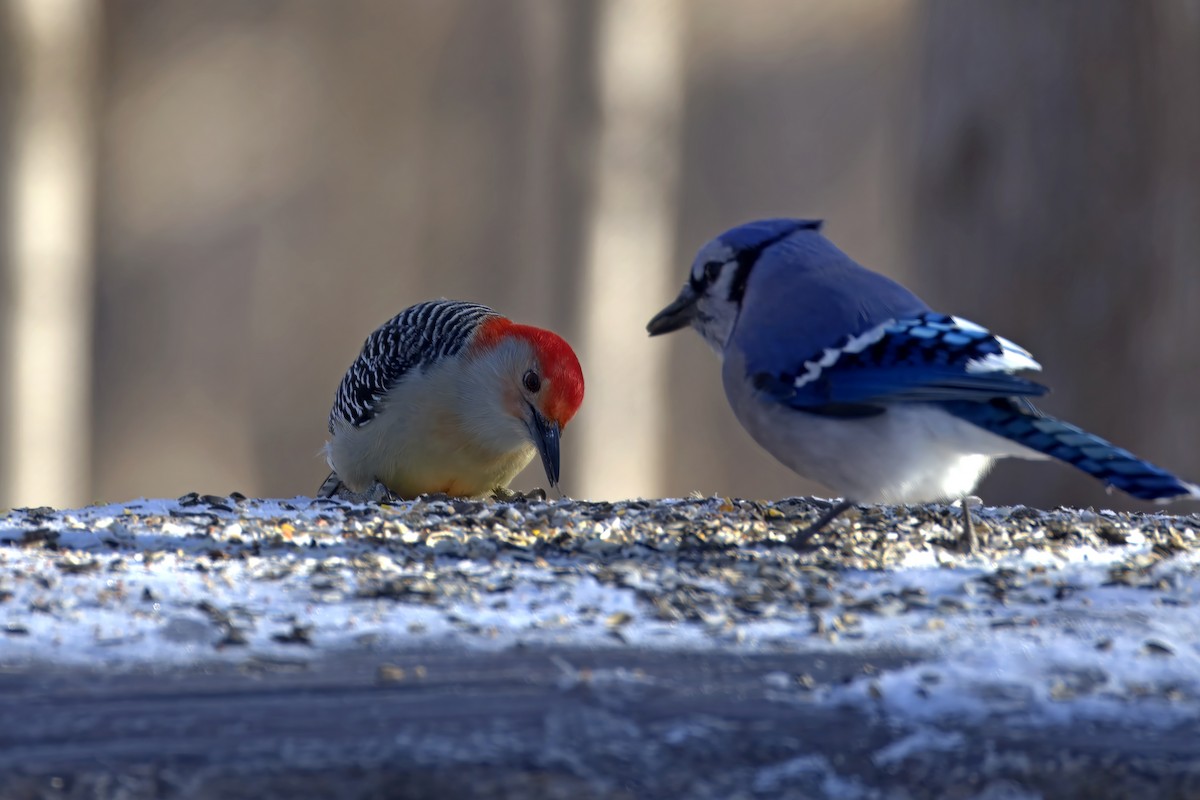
{"left": 491, "top": 487, "right": 548, "bottom": 502}
{"left": 317, "top": 477, "right": 401, "bottom": 505}
{"left": 315, "top": 471, "right": 345, "bottom": 499}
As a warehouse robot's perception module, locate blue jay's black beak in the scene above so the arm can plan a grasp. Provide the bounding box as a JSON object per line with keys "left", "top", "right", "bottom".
{"left": 527, "top": 405, "right": 561, "bottom": 487}
{"left": 647, "top": 288, "right": 698, "bottom": 336}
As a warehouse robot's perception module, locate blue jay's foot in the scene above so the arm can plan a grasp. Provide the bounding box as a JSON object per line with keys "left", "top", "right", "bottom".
{"left": 956, "top": 496, "right": 983, "bottom": 554}
{"left": 789, "top": 499, "right": 855, "bottom": 550}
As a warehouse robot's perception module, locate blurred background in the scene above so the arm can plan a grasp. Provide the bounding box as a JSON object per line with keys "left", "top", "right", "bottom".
{"left": 1, "top": 0, "right": 1197, "bottom": 511}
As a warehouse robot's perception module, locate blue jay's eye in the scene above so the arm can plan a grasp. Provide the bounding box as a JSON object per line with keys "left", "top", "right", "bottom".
{"left": 703, "top": 261, "right": 723, "bottom": 283}
{"left": 523, "top": 370, "right": 542, "bottom": 393}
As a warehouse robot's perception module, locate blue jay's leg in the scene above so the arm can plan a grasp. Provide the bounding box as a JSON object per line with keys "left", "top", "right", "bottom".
{"left": 788, "top": 497, "right": 980, "bottom": 554}
{"left": 789, "top": 498, "right": 855, "bottom": 550}
{"left": 958, "top": 496, "right": 981, "bottom": 554}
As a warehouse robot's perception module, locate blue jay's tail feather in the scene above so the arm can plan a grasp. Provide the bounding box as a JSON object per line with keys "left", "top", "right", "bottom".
{"left": 943, "top": 400, "right": 1200, "bottom": 502}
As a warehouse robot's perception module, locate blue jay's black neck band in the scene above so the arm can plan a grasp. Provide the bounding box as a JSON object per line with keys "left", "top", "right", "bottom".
{"left": 689, "top": 263, "right": 717, "bottom": 293}
{"left": 726, "top": 224, "right": 811, "bottom": 306}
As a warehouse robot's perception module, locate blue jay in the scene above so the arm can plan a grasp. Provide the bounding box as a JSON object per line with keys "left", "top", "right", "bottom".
{"left": 647, "top": 218, "right": 1199, "bottom": 548}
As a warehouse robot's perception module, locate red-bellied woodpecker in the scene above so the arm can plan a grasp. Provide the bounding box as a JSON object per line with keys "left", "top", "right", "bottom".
{"left": 318, "top": 300, "right": 585, "bottom": 501}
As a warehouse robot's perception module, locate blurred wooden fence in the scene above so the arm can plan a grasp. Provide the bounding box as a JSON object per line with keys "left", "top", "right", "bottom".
{"left": 1, "top": 0, "right": 1196, "bottom": 512}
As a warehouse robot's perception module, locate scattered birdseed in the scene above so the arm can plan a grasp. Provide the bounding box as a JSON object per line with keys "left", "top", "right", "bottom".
{"left": 0, "top": 494, "right": 1198, "bottom": 725}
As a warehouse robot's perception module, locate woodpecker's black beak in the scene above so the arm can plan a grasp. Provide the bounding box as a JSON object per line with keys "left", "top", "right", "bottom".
{"left": 527, "top": 406, "right": 561, "bottom": 487}
{"left": 646, "top": 288, "right": 698, "bottom": 336}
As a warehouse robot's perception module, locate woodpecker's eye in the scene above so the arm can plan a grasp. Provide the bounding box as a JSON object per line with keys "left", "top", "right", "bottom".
{"left": 703, "top": 260, "right": 723, "bottom": 283}
{"left": 523, "top": 370, "right": 542, "bottom": 393}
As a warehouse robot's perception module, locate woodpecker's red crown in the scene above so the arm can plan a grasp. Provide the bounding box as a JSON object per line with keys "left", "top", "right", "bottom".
{"left": 473, "top": 317, "right": 585, "bottom": 427}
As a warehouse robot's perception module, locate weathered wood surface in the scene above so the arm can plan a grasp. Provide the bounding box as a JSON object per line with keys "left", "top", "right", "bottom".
{"left": 3, "top": 647, "right": 1199, "bottom": 800}
{"left": 3, "top": 495, "right": 1200, "bottom": 799}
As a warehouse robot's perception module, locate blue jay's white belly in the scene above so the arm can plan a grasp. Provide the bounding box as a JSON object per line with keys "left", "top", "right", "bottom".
{"left": 721, "top": 357, "right": 1042, "bottom": 504}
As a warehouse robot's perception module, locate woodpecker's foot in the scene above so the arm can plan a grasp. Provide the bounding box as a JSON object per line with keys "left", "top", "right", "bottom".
{"left": 788, "top": 498, "right": 854, "bottom": 551}
{"left": 324, "top": 479, "right": 401, "bottom": 504}
{"left": 490, "top": 487, "right": 548, "bottom": 502}
{"left": 365, "top": 480, "right": 401, "bottom": 504}
{"left": 315, "top": 471, "right": 345, "bottom": 499}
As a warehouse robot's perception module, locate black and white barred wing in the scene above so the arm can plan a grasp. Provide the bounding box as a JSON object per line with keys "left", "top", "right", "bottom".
{"left": 328, "top": 300, "right": 498, "bottom": 432}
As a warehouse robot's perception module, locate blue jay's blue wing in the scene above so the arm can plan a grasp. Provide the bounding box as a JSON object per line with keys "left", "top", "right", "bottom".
{"left": 753, "top": 313, "right": 1048, "bottom": 417}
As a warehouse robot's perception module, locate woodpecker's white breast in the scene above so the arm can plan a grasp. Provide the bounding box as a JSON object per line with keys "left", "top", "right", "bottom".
{"left": 326, "top": 355, "right": 536, "bottom": 497}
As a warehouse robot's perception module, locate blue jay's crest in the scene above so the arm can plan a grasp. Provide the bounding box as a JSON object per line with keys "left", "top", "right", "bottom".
{"left": 713, "top": 219, "right": 822, "bottom": 306}
{"left": 754, "top": 312, "right": 1047, "bottom": 417}
{"left": 716, "top": 218, "right": 823, "bottom": 255}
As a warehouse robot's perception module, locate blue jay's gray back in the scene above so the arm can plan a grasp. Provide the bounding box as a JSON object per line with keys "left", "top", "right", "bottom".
{"left": 648, "top": 218, "right": 1199, "bottom": 510}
